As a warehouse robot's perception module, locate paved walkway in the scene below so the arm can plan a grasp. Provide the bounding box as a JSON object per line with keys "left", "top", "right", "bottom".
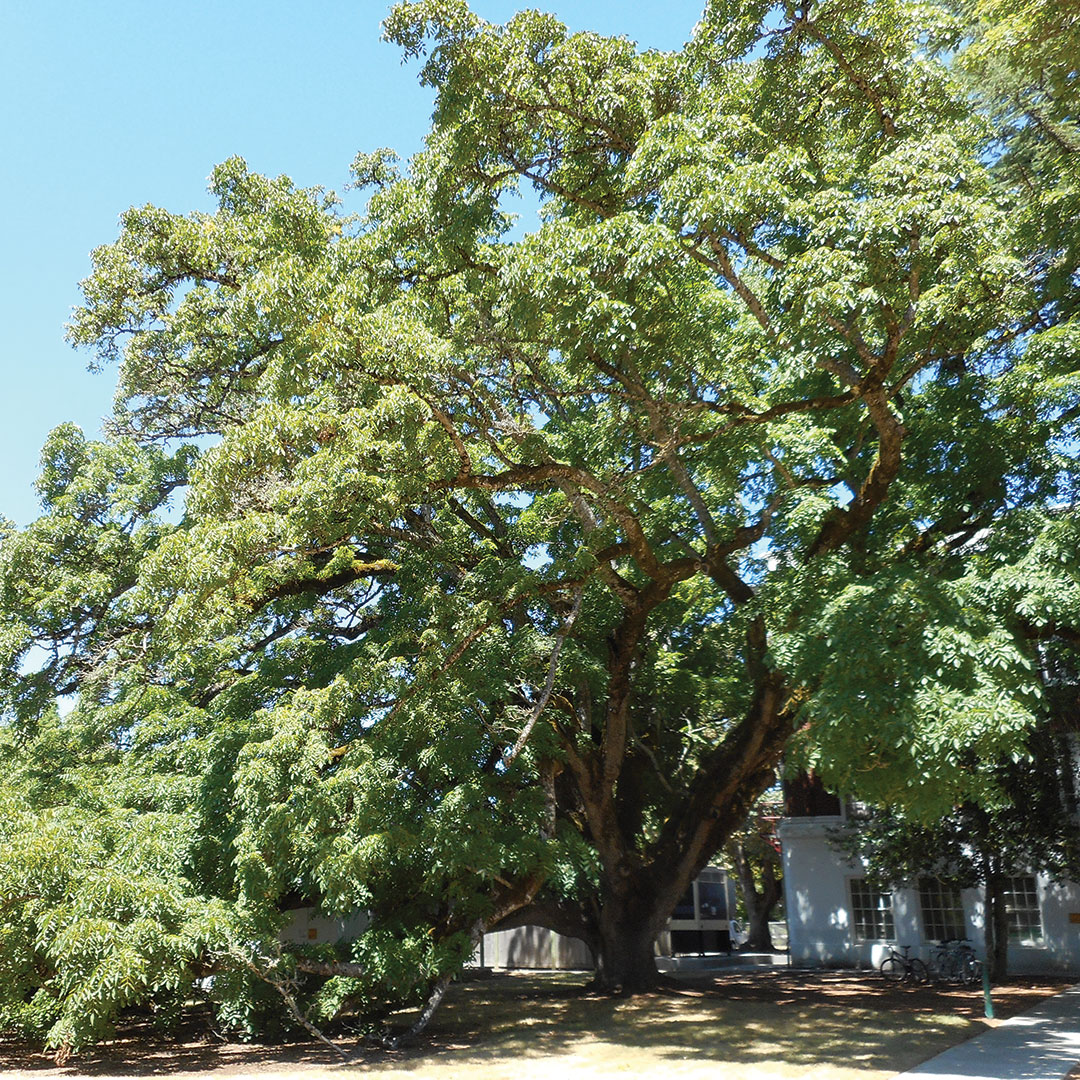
{"left": 895, "top": 984, "right": 1080, "bottom": 1080}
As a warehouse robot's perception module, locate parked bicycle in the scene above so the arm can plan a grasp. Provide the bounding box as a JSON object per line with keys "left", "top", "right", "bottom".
{"left": 926, "top": 939, "right": 982, "bottom": 986}
{"left": 878, "top": 944, "right": 929, "bottom": 985}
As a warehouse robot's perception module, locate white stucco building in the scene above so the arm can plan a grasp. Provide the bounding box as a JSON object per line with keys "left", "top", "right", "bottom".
{"left": 279, "top": 906, "right": 370, "bottom": 946}
{"left": 779, "top": 800, "right": 1080, "bottom": 975}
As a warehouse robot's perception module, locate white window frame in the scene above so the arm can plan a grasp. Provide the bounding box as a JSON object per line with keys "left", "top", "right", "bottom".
{"left": 848, "top": 878, "right": 895, "bottom": 942}
{"left": 1003, "top": 875, "right": 1044, "bottom": 946}
{"left": 918, "top": 877, "right": 966, "bottom": 942}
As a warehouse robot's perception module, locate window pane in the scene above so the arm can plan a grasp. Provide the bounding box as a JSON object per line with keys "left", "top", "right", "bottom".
{"left": 918, "top": 878, "right": 966, "bottom": 942}
{"left": 1003, "top": 876, "right": 1043, "bottom": 944}
{"left": 850, "top": 879, "right": 895, "bottom": 941}
{"left": 698, "top": 880, "right": 727, "bottom": 919}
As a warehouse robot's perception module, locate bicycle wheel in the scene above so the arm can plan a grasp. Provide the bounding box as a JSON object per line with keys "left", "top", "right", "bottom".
{"left": 908, "top": 958, "right": 930, "bottom": 985}
{"left": 926, "top": 954, "right": 944, "bottom": 985}
{"left": 879, "top": 956, "right": 905, "bottom": 983}
{"left": 962, "top": 957, "right": 982, "bottom": 987}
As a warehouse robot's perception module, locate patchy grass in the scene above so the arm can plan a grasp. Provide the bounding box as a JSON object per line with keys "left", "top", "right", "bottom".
{"left": 348, "top": 970, "right": 1064, "bottom": 1080}
{"left": 3, "top": 969, "right": 1071, "bottom": 1079}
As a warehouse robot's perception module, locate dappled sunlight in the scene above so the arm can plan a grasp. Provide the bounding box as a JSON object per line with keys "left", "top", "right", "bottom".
{"left": 337, "top": 970, "right": 1063, "bottom": 1080}
{"left": 4, "top": 970, "right": 1070, "bottom": 1079}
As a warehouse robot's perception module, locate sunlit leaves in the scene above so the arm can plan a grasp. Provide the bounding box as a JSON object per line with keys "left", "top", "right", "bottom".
{"left": 2, "top": 0, "right": 1080, "bottom": 1051}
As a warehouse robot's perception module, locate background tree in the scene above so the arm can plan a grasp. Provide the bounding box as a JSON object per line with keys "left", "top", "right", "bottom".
{"left": 2, "top": 0, "right": 1080, "bottom": 1057}
{"left": 724, "top": 788, "right": 784, "bottom": 952}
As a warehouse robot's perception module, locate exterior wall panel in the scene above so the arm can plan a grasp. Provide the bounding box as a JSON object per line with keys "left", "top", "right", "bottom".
{"left": 479, "top": 925, "right": 594, "bottom": 970}
{"left": 779, "top": 815, "right": 1080, "bottom": 975}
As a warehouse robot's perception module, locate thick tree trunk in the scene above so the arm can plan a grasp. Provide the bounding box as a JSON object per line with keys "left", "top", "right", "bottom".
{"left": 753, "top": 865, "right": 781, "bottom": 951}
{"left": 746, "top": 906, "right": 772, "bottom": 951}
{"left": 555, "top": 615, "right": 791, "bottom": 995}
{"left": 592, "top": 891, "right": 667, "bottom": 993}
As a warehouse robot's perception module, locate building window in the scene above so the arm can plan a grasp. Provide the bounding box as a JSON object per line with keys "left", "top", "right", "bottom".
{"left": 672, "top": 886, "right": 695, "bottom": 920}
{"left": 850, "top": 879, "right": 895, "bottom": 941}
{"left": 697, "top": 877, "right": 728, "bottom": 920}
{"left": 1003, "top": 876, "right": 1043, "bottom": 944}
{"left": 672, "top": 870, "right": 730, "bottom": 922}
{"left": 919, "top": 878, "right": 966, "bottom": 941}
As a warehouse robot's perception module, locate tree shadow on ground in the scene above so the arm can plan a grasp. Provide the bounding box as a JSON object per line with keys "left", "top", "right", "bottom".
{"left": 2, "top": 970, "right": 1070, "bottom": 1077}
{"left": 358, "top": 970, "right": 1072, "bottom": 1075}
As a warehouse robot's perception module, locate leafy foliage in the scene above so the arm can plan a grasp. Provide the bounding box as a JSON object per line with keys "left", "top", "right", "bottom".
{"left": 1, "top": 0, "right": 1079, "bottom": 1055}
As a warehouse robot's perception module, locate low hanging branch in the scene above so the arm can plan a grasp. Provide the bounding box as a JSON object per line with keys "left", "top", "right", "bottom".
{"left": 239, "top": 953, "right": 351, "bottom": 1061}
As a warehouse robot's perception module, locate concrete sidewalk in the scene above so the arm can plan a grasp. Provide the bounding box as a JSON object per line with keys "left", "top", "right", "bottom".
{"left": 894, "top": 984, "right": 1080, "bottom": 1080}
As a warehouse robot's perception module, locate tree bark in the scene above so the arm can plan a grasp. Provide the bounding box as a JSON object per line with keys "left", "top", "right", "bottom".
{"left": 987, "top": 873, "right": 1010, "bottom": 982}
{"left": 545, "top": 595, "right": 792, "bottom": 996}
{"left": 591, "top": 887, "right": 668, "bottom": 993}
{"left": 584, "top": 673, "right": 791, "bottom": 990}
{"left": 490, "top": 887, "right": 668, "bottom": 992}
{"left": 490, "top": 897, "right": 600, "bottom": 963}
{"left": 731, "top": 842, "right": 781, "bottom": 952}
{"left": 753, "top": 860, "right": 781, "bottom": 951}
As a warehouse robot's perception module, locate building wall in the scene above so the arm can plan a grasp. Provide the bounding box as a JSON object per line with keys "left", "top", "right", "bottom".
{"left": 279, "top": 907, "right": 369, "bottom": 946}
{"left": 479, "top": 925, "right": 594, "bottom": 970}
{"left": 1012, "top": 878, "right": 1080, "bottom": 974}
{"left": 778, "top": 815, "right": 1080, "bottom": 974}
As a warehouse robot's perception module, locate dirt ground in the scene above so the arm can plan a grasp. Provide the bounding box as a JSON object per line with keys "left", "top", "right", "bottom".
{"left": 1, "top": 968, "right": 1073, "bottom": 1080}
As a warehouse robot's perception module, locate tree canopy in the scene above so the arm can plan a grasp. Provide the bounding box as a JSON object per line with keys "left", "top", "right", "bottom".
{"left": 1, "top": 0, "right": 1079, "bottom": 1058}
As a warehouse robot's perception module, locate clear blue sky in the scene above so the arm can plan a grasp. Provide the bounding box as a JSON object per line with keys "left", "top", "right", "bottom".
{"left": 1, "top": 0, "right": 705, "bottom": 527}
